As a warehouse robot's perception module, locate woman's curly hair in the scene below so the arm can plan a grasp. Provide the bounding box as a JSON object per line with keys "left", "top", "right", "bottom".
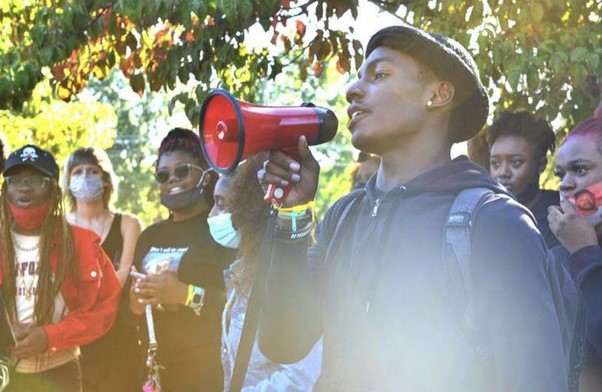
{"left": 223, "top": 154, "right": 270, "bottom": 294}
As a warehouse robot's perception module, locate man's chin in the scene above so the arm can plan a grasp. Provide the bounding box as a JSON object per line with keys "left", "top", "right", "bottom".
{"left": 351, "top": 133, "right": 380, "bottom": 156}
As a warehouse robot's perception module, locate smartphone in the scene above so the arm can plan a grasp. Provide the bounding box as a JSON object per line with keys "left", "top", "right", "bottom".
{"left": 129, "top": 271, "right": 146, "bottom": 280}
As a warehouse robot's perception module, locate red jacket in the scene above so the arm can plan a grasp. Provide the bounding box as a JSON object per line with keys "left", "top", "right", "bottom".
{"left": 0, "top": 225, "right": 120, "bottom": 352}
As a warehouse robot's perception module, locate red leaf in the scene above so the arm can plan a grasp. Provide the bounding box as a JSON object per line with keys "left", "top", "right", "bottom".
{"left": 296, "top": 20, "right": 306, "bottom": 38}
{"left": 313, "top": 61, "right": 323, "bottom": 77}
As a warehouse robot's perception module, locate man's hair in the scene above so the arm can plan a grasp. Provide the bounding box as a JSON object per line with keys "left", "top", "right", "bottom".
{"left": 0, "top": 177, "right": 76, "bottom": 326}
{"left": 63, "top": 147, "right": 118, "bottom": 211}
{"left": 487, "top": 110, "right": 556, "bottom": 159}
{"left": 157, "top": 128, "right": 216, "bottom": 205}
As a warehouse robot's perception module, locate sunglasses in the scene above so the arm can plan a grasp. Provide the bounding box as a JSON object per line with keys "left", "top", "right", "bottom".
{"left": 5, "top": 176, "right": 49, "bottom": 189}
{"left": 154, "top": 163, "right": 205, "bottom": 184}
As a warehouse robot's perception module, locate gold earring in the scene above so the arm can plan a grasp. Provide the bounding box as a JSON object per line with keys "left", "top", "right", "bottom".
{"left": 426, "top": 99, "right": 433, "bottom": 107}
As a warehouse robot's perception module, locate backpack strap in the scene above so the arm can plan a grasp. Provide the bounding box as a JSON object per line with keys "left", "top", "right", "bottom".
{"left": 444, "top": 187, "right": 493, "bottom": 359}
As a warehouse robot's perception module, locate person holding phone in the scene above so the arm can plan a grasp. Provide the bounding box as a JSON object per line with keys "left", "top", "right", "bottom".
{"left": 129, "top": 128, "right": 235, "bottom": 391}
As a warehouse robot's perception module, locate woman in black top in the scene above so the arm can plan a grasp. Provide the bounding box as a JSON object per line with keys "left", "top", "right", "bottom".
{"left": 487, "top": 110, "right": 560, "bottom": 247}
{"left": 129, "top": 128, "right": 234, "bottom": 391}
{"left": 64, "top": 147, "right": 142, "bottom": 392}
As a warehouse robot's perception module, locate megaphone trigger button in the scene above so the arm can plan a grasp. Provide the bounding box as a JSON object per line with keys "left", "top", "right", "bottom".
{"left": 274, "top": 188, "right": 285, "bottom": 199}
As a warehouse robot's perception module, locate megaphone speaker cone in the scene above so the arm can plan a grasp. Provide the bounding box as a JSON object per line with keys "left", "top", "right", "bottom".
{"left": 198, "top": 89, "right": 339, "bottom": 202}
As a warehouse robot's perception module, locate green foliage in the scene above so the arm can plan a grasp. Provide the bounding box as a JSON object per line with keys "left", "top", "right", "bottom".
{"left": 2, "top": 0, "right": 601, "bottom": 213}
{"left": 84, "top": 71, "right": 168, "bottom": 227}
{"left": 0, "top": 81, "right": 116, "bottom": 165}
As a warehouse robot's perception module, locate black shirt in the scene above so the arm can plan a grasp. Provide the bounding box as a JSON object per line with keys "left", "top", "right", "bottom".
{"left": 531, "top": 189, "right": 560, "bottom": 248}
{"left": 133, "top": 210, "right": 235, "bottom": 390}
{"left": 102, "top": 213, "right": 123, "bottom": 268}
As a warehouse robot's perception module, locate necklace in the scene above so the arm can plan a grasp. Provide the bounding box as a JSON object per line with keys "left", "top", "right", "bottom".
{"left": 12, "top": 233, "right": 40, "bottom": 252}
{"left": 14, "top": 241, "right": 39, "bottom": 252}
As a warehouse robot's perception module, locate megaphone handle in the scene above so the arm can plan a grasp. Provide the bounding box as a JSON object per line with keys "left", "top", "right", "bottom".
{"left": 264, "top": 183, "right": 291, "bottom": 205}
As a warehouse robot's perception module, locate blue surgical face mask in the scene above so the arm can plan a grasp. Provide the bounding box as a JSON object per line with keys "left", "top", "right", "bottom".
{"left": 207, "top": 212, "right": 241, "bottom": 249}
{"left": 70, "top": 175, "right": 105, "bottom": 202}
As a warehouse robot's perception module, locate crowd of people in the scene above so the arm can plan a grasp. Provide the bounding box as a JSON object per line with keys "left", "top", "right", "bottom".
{"left": 0, "top": 23, "right": 601, "bottom": 392}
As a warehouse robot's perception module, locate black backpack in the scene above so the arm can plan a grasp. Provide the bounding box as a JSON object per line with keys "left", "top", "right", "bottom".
{"left": 445, "top": 187, "right": 585, "bottom": 391}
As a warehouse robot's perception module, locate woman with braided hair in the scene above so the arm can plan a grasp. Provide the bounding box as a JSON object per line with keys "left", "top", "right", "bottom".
{"left": 129, "top": 128, "right": 235, "bottom": 391}
{"left": 0, "top": 144, "right": 120, "bottom": 391}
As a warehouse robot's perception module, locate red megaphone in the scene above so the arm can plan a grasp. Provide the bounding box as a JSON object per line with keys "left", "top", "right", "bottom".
{"left": 198, "top": 89, "right": 338, "bottom": 204}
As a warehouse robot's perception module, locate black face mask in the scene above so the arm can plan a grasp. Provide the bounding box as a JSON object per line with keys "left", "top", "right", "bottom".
{"left": 159, "top": 169, "right": 211, "bottom": 212}
{"left": 160, "top": 184, "right": 204, "bottom": 212}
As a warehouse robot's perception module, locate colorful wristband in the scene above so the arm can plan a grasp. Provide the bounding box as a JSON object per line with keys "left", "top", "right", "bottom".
{"left": 185, "top": 284, "right": 195, "bottom": 306}
{"left": 278, "top": 201, "right": 315, "bottom": 213}
{"left": 277, "top": 201, "right": 315, "bottom": 231}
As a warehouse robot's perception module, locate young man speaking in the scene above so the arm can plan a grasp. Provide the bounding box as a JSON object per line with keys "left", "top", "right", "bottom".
{"left": 257, "top": 25, "right": 568, "bottom": 391}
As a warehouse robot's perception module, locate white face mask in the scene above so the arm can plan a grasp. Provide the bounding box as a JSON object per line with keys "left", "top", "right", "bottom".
{"left": 207, "top": 212, "right": 241, "bottom": 249}
{"left": 70, "top": 175, "right": 105, "bottom": 202}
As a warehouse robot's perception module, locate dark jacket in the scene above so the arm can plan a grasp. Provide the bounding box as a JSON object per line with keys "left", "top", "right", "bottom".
{"left": 532, "top": 189, "right": 561, "bottom": 248}
{"left": 552, "top": 240, "right": 602, "bottom": 366}
{"left": 258, "top": 156, "right": 567, "bottom": 392}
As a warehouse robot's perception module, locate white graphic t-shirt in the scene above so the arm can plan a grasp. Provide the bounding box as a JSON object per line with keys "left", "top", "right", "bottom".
{"left": 11, "top": 231, "right": 77, "bottom": 373}
{"left": 141, "top": 246, "right": 188, "bottom": 275}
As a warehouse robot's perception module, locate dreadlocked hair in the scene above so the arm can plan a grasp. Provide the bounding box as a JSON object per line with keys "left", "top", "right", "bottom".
{"left": 225, "top": 153, "right": 271, "bottom": 296}
{"left": 158, "top": 128, "right": 217, "bottom": 205}
{"left": 0, "top": 179, "right": 76, "bottom": 324}
{"left": 487, "top": 110, "right": 556, "bottom": 159}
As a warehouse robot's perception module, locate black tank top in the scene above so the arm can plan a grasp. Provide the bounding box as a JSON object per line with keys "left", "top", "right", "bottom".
{"left": 102, "top": 213, "right": 123, "bottom": 270}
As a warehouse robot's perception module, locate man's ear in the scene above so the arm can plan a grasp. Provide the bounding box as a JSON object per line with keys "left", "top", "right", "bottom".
{"left": 428, "top": 81, "right": 455, "bottom": 108}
